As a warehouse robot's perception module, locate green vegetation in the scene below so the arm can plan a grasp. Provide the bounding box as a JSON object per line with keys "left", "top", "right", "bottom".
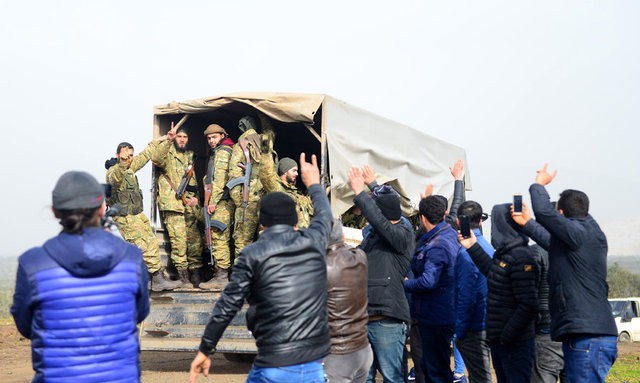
{"left": 1, "top": 288, "right": 13, "bottom": 320}
{"left": 607, "top": 350, "right": 640, "bottom": 383}
{"left": 608, "top": 263, "right": 640, "bottom": 298}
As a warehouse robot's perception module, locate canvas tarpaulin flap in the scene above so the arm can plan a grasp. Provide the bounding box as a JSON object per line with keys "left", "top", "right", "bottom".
{"left": 324, "top": 96, "right": 470, "bottom": 217}
{"left": 154, "top": 92, "right": 325, "bottom": 125}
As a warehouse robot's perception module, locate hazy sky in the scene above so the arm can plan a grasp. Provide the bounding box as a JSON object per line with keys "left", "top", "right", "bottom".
{"left": 1, "top": 1, "right": 638, "bottom": 256}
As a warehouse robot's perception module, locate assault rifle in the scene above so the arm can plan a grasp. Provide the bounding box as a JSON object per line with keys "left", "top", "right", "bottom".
{"left": 203, "top": 208, "right": 228, "bottom": 266}
{"left": 175, "top": 163, "right": 194, "bottom": 205}
{"left": 225, "top": 138, "right": 251, "bottom": 222}
{"left": 202, "top": 162, "right": 227, "bottom": 266}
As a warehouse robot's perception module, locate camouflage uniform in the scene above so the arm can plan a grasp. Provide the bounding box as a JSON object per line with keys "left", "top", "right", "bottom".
{"left": 259, "top": 152, "right": 314, "bottom": 228}
{"left": 341, "top": 208, "right": 368, "bottom": 229}
{"left": 152, "top": 141, "right": 203, "bottom": 271}
{"left": 106, "top": 140, "right": 162, "bottom": 273}
{"left": 227, "top": 128, "right": 263, "bottom": 258}
{"left": 204, "top": 141, "right": 234, "bottom": 269}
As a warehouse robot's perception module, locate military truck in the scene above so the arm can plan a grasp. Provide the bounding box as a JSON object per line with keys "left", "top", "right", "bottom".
{"left": 140, "top": 92, "right": 470, "bottom": 360}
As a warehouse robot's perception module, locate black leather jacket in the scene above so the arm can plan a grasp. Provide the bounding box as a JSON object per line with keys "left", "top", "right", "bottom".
{"left": 199, "top": 184, "right": 333, "bottom": 367}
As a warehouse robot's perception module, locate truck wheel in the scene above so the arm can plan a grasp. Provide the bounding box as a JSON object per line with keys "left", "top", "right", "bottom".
{"left": 618, "top": 332, "right": 631, "bottom": 343}
{"left": 223, "top": 353, "right": 256, "bottom": 363}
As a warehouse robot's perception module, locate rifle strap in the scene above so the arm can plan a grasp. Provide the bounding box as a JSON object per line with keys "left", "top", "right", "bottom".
{"left": 163, "top": 174, "right": 179, "bottom": 193}
{"left": 163, "top": 173, "right": 190, "bottom": 207}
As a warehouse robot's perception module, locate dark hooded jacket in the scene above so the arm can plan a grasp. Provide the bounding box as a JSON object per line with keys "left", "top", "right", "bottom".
{"left": 465, "top": 203, "right": 539, "bottom": 344}
{"left": 11, "top": 227, "right": 149, "bottom": 383}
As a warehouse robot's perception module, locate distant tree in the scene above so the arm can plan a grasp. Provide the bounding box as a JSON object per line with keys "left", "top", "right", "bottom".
{"left": 608, "top": 263, "right": 640, "bottom": 298}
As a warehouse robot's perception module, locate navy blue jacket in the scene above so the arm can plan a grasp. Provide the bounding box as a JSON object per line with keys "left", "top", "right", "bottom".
{"left": 404, "top": 221, "right": 459, "bottom": 326}
{"left": 11, "top": 227, "right": 149, "bottom": 383}
{"left": 529, "top": 183, "right": 617, "bottom": 341}
{"left": 455, "top": 228, "right": 494, "bottom": 339}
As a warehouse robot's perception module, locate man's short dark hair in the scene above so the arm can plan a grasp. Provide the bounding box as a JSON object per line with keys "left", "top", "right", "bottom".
{"left": 557, "top": 189, "right": 589, "bottom": 218}
{"left": 457, "top": 200, "right": 484, "bottom": 229}
{"left": 419, "top": 195, "right": 447, "bottom": 225}
{"left": 116, "top": 142, "right": 133, "bottom": 155}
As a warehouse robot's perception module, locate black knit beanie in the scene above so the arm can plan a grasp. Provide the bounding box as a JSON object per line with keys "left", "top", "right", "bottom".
{"left": 372, "top": 185, "right": 401, "bottom": 220}
{"left": 259, "top": 192, "right": 298, "bottom": 227}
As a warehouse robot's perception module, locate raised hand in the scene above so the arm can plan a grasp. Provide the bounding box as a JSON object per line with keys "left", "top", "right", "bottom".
{"left": 450, "top": 159, "right": 464, "bottom": 181}
{"left": 362, "top": 165, "right": 376, "bottom": 185}
{"left": 348, "top": 167, "right": 365, "bottom": 195}
{"left": 300, "top": 153, "right": 320, "bottom": 187}
{"left": 535, "top": 163, "right": 557, "bottom": 186}
{"left": 167, "top": 121, "right": 178, "bottom": 141}
{"left": 420, "top": 183, "right": 434, "bottom": 199}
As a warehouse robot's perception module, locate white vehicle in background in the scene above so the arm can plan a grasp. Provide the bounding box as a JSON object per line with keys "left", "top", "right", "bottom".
{"left": 609, "top": 297, "right": 640, "bottom": 342}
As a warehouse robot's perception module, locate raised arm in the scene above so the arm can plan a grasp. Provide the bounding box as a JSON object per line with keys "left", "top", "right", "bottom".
{"left": 529, "top": 164, "right": 585, "bottom": 250}
{"left": 300, "top": 153, "right": 331, "bottom": 245}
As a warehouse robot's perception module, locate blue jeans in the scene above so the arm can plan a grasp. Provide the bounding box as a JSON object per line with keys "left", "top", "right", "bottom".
{"left": 562, "top": 335, "right": 617, "bottom": 383}
{"left": 366, "top": 318, "right": 407, "bottom": 383}
{"left": 489, "top": 338, "right": 535, "bottom": 383}
{"left": 453, "top": 341, "right": 465, "bottom": 376}
{"left": 246, "top": 360, "right": 325, "bottom": 383}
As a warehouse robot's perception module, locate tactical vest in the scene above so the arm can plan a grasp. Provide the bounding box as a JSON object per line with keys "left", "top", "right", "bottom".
{"left": 113, "top": 174, "right": 144, "bottom": 216}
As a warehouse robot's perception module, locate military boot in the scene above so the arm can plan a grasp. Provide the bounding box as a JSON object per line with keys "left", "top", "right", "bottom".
{"left": 189, "top": 268, "right": 203, "bottom": 289}
{"left": 177, "top": 268, "right": 193, "bottom": 289}
{"left": 199, "top": 266, "right": 229, "bottom": 290}
{"left": 150, "top": 268, "right": 182, "bottom": 292}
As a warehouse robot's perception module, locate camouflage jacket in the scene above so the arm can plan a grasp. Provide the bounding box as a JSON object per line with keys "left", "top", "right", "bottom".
{"left": 204, "top": 141, "right": 234, "bottom": 206}
{"left": 106, "top": 140, "right": 159, "bottom": 216}
{"left": 259, "top": 152, "right": 314, "bottom": 228}
{"left": 227, "top": 129, "right": 263, "bottom": 204}
{"left": 152, "top": 141, "right": 198, "bottom": 213}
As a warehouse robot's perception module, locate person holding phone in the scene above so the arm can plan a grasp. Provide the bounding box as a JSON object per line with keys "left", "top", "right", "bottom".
{"left": 526, "top": 164, "right": 617, "bottom": 382}
{"left": 454, "top": 201, "right": 494, "bottom": 383}
{"left": 457, "top": 203, "right": 539, "bottom": 383}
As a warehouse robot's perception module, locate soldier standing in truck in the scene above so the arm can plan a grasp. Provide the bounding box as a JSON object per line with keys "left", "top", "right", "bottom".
{"left": 199, "top": 123, "right": 235, "bottom": 288}
{"left": 152, "top": 126, "right": 203, "bottom": 288}
{"left": 106, "top": 132, "right": 181, "bottom": 292}
{"left": 226, "top": 116, "right": 264, "bottom": 258}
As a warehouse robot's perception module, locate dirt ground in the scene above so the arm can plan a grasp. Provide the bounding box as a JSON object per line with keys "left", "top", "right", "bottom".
{"left": 2, "top": 324, "right": 639, "bottom": 383}
{"left": 0, "top": 325, "right": 250, "bottom": 383}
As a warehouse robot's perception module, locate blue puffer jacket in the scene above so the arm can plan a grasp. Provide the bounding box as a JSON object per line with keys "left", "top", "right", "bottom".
{"left": 11, "top": 227, "right": 150, "bottom": 383}
{"left": 455, "top": 229, "right": 494, "bottom": 339}
{"left": 404, "top": 221, "right": 460, "bottom": 325}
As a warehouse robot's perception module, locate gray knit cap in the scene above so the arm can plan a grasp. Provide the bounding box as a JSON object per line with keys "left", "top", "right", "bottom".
{"left": 52, "top": 171, "right": 105, "bottom": 210}
{"left": 277, "top": 157, "right": 297, "bottom": 176}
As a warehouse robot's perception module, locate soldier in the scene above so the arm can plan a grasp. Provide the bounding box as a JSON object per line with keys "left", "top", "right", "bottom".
{"left": 199, "top": 124, "right": 235, "bottom": 289}
{"left": 227, "top": 116, "right": 263, "bottom": 258}
{"left": 106, "top": 134, "right": 182, "bottom": 291}
{"left": 259, "top": 153, "right": 314, "bottom": 228}
{"left": 152, "top": 126, "right": 203, "bottom": 288}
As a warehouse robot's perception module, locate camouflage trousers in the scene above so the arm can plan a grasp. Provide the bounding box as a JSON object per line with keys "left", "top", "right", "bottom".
{"left": 209, "top": 199, "right": 234, "bottom": 269}
{"left": 163, "top": 209, "right": 203, "bottom": 270}
{"left": 115, "top": 213, "right": 161, "bottom": 274}
{"left": 232, "top": 200, "right": 260, "bottom": 259}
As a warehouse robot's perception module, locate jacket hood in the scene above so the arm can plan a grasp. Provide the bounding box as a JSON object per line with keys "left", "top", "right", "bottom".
{"left": 43, "top": 227, "right": 130, "bottom": 277}
{"left": 220, "top": 137, "right": 235, "bottom": 148}
{"left": 490, "top": 203, "right": 529, "bottom": 250}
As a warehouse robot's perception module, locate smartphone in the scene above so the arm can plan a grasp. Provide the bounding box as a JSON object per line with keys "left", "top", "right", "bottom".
{"left": 459, "top": 214, "right": 471, "bottom": 238}
{"left": 513, "top": 194, "right": 523, "bottom": 215}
